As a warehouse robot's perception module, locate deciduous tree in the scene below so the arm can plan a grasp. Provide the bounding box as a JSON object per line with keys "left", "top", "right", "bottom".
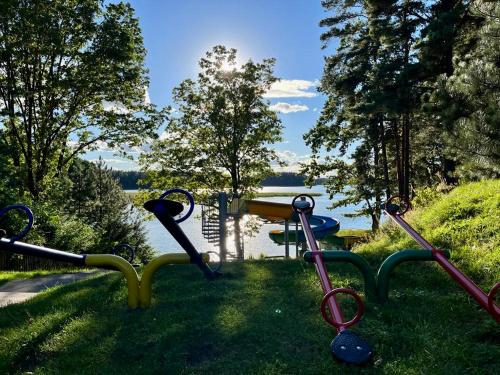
{"left": 140, "top": 46, "right": 283, "bottom": 259}
{"left": 0, "top": 0, "right": 166, "bottom": 197}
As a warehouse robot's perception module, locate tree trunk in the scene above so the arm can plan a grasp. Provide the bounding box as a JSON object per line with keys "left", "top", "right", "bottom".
{"left": 233, "top": 215, "right": 243, "bottom": 260}
{"left": 380, "top": 119, "right": 391, "bottom": 199}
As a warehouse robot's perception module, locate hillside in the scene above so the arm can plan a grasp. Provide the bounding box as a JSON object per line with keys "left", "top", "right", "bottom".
{"left": 356, "top": 179, "right": 500, "bottom": 286}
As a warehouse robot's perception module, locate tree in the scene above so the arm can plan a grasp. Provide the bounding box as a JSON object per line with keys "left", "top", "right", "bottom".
{"left": 66, "top": 158, "right": 154, "bottom": 261}
{"left": 303, "top": 0, "right": 394, "bottom": 230}
{"left": 140, "top": 46, "right": 283, "bottom": 259}
{"left": 304, "top": 0, "right": 492, "bottom": 230}
{"left": 0, "top": 0, "right": 166, "bottom": 198}
{"left": 429, "top": 1, "right": 499, "bottom": 177}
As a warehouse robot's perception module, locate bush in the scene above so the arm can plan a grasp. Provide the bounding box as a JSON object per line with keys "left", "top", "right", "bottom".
{"left": 0, "top": 157, "right": 155, "bottom": 264}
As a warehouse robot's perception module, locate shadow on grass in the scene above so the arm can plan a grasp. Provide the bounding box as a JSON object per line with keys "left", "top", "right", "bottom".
{"left": 0, "top": 260, "right": 498, "bottom": 374}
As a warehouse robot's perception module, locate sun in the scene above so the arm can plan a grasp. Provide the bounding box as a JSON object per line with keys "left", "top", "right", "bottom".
{"left": 220, "top": 60, "right": 237, "bottom": 72}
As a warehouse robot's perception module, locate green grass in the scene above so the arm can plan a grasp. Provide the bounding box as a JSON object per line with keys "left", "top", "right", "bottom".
{"left": 0, "top": 180, "right": 498, "bottom": 374}
{"left": 356, "top": 179, "right": 500, "bottom": 285}
{"left": 0, "top": 269, "right": 81, "bottom": 287}
{"left": 336, "top": 229, "right": 371, "bottom": 237}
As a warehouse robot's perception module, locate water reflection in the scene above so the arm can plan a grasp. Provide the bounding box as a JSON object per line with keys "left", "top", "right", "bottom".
{"left": 141, "top": 186, "right": 373, "bottom": 259}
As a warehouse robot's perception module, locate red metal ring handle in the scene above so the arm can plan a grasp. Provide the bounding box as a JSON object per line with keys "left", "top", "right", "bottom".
{"left": 320, "top": 288, "right": 365, "bottom": 329}
{"left": 385, "top": 195, "right": 410, "bottom": 216}
{"left": 487, "top": 282, "right": 500, "bottom": 320}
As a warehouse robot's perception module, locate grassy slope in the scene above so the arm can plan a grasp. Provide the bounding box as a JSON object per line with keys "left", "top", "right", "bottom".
{"left": 0, "top": 180, "right": 498, "bottom": 374}
{"left": 356, "top": 179, "right": 499, "bottom": 285}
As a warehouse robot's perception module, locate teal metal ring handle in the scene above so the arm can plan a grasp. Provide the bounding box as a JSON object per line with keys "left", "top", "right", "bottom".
{"left": 112, "top": 243, "right": 136, "bottom": 263}
{"left": 292, "top": 194, "right": 315, "bottom": 213}
{"left": 205, "top": 251, "right": 223, "bottom": 273}
{"left": 384, "top": 195, "right": 410, "bottom": 215}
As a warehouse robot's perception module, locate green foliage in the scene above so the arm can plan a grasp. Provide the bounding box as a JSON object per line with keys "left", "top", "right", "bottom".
{"left": 306, "top": 0, "right": 499, "bottom": 229}
{"left": 0, "top": 0, "right": 167, "bottom": 197}
{"left": 441, "top": 3, "right": 500, "bottom": 177}
{"left": 357, "top": 179, "right": 500, "bottom": 283}
{"left": 140, "top": 45, "right": 283, "bottom": 200}
{"left": 0, "top": 158, "right": 155, "bottom": 263}
{"left": 65, "top": 158, "right": 154, "bottom": 261}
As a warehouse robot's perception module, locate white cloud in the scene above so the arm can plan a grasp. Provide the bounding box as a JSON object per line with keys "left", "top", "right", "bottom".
{"left": 88, "top": 158, "right": 139, "bottom": 171}
{"left": 273, "top": 150, "right": 312, "bottom": 173}
{"left": 264, "top": 79, "right": 318, "bottom": 98}
{"left": 269, "top": 102, "right": 309, "bottom": 114}
{"left": 313, "top": 107, "right": 318, "bottom": 112}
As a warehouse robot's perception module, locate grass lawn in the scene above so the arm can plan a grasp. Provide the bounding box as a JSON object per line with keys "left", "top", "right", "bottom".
{"left": 336, "top": 229, "right": 372, "bottom": 237}
{"left": 0, "top": 258, "right": 498, "bottom": 374}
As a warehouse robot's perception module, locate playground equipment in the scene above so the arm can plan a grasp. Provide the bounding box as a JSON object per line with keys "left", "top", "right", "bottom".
{"left": 111, "top": 243, "right": 136, "bottom": 264}
{"left": 292, "top": 195, "right": 373, "bottom": 365}
{"left": 268, "top": 215, "right": 340, "bottom": 244}
{"left": 0, "top": 189, "right": 220, "bottom": 309}
{"left": 143, "top": 188, "right": 221, "bottom": 281}
{"left": 384, "top": 196, "right": 500, "bottom": 322}
{"left": 202, "top": 194, "right": 299, "bottom": 259}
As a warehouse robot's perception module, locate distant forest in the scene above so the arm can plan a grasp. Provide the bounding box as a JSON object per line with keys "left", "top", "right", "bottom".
{"left": 110, "top": 170, "right": 326, "bottom": 190}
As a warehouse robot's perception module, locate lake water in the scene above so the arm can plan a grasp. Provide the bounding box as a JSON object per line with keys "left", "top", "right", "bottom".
{"left": 137, "top": 186, "right": 373, "bottom": 259}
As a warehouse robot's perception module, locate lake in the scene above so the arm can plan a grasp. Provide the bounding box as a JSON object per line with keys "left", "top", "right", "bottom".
{"left": 136, "top": 186, "right": 373, "bottom": 259}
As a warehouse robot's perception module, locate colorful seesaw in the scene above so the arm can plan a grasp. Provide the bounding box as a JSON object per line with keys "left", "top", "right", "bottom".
{"left": 292, "top": 194, "right": 373, "bottom": 365}
{"left": 292, "top": 193, "right": 499, "bottom": 365}
{"left": 0, "top": 189, "right": 221, "bottom": 309}
{"left": 383, "top": 196, "right": 500, "bottom": 322}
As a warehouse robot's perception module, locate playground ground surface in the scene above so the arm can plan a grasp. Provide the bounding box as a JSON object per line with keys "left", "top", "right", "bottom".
{"left": 0, "top": 257, "right": 498, "bottom": 374}
{"left": 0, "top": 269, "right": 82, "bottom": 287}
{"left": 0, "top": 180, "right": 498, "bottom": 374}
{"left": 0, "top": 271, "right": 97, "bottom": 307}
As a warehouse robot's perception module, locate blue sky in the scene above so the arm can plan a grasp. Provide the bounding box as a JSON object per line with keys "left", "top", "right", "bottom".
{"left": 85, "top": 0, "right": 338, "bottom": 171}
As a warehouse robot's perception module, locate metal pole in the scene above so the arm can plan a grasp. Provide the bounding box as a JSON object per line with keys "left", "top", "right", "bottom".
{"left": 386, "top": 208, "right": 500, "bottom": 321}
{"left": 284, "top": 220, "right": 289, "bottom": 258}
{"left": 218, "top": 192, "right": 227, "bottom": 261}
{"left": 296, "top": 209, "right": 345, "bottom": 330}
{"left": 295, "top": 222, "right": 299, "bottom": 257}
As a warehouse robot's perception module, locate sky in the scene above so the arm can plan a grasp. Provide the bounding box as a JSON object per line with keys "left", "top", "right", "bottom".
{"left": 84, "top": 0, "right": 338, "bottom": 172}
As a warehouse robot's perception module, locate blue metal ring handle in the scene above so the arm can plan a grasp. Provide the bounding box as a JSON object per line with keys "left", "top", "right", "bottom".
{"left": 159, "top": 189, "right": 195, "bottom": 223}
{"left": 111, "top": 243, "right": 136, "bottom": 263}
{"left": 0, "top": 204, "right": 34, "bottom": 242}
{"left": 291, "top": 194, "right": 315, "bottom": 213}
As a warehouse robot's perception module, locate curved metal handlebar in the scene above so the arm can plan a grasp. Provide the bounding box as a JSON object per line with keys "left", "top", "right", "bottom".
{"left": 384, "top": 195, "right": 411, "bottom": 216}
{"left": 291, "top": 194, "right": 315, "bottom": 213}
{"left": 320, "top": 288, "right": 365, "bottom": 329}
{"left": 159, "top": 189, "right": 195, "bottom": 223}
{"left": 0, "top": 204, "right": 34, "bottom": 242}
{"left": 111, "top": 243, "right": 136, "bottom": 264}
